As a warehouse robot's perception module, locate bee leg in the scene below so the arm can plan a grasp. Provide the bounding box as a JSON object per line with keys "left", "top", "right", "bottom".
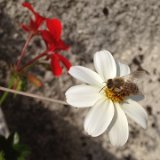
{"left": 99, "top": 86, "right": 106, "bottom": 93}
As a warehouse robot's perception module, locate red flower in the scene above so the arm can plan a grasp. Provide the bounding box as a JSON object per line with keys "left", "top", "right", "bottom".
{"left": 41, "top": 18, "right": 71, "bottom": 76}
{"left": 50, "top": 53, "right": 71, "bottom": 77}
{"left": 20, "top": 2, "right": 71, "bottom": 77}
{"left": 21, "top": 2, "right": 45, "bottom": 35}
{"left": 41, "top": 18, "right": 69, "bottom": 52}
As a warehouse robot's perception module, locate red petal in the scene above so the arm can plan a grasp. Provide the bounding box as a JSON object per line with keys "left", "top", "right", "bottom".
{"left": 57, "top": 39, "right": 70, "bottom": 50}
{"left": 49, "top": 45, "right": 56, "bottom": 51}
{"left": 41, "top": 30, "right": 52, "bottom": 42}
{"left": 22, "top": 2, "right": 37, "bottom": 15}
{"left": 51, "top": 54, "right": 62, "bottom": 76}
{"left": 46, "top": 18, "right": 62, "bottom": 41}
{"left": 30, "top": 18, "right": 37, "bottom": 30}
{"left": 23, "top": 2, "right": 45, "bottom": 30}
{"left": 35, "top": 15, "right": 45, "bottom": 28}
{"left": 41, "top": 30, "right": 54, "bottom": 48}
{"left": 56, "top": 53, "right": 71, "bottom": 70}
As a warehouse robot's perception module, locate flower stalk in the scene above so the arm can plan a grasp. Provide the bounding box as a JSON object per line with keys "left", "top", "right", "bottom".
{"left": 0, "top": 86, "right": 67, "bottom": 105}
{"left": 16, "top": 33, "right": 33, "bottom": 70}
{"left": 17, "top": 51, "right": 47, "bottom": 72}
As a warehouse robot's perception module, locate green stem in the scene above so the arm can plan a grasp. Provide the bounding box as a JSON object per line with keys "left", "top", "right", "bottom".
{"left": 0, "top": 77, "right": 15, "bottom": 105}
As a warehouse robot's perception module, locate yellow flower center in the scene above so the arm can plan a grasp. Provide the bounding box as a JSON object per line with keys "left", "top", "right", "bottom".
{"left": 104, "top": 88, "right": 124, "bottom": 103}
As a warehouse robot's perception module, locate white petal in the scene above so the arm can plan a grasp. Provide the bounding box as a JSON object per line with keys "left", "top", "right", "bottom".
{"left": 65, "top": 85, "right": 101, "bottom": 107}
{"left": 69, "top": 66, "right": 104, "bottom": 87}
{"left": 84, "top": 99, "right": 114, "bottom": 137}
{"left": 116, "top": 61, "right": 130, "bottom": 77}
{"left": 94, "top": 50, "right": 117, "bottom": 80}
{"left": 108, "top": 103, "right": 129, "bottom": 146}
{"left": 121, "top": 99, "right": 148, "bottom": 128}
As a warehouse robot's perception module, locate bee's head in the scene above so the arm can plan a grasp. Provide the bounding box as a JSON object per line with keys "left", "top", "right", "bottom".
{"left": 107, "top": 79, "right": 113, "bottom": 89}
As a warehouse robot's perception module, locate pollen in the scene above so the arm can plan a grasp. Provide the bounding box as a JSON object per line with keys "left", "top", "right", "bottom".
{"left": 104, "top": 88, "right": 124, "bottom": 103}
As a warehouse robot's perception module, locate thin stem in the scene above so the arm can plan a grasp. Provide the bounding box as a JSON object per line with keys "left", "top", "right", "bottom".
{"left": 0, "top": 76, "right": 15, "bottom": 105}
{"left": 16, "top": 33, "right": 33, "bottom": 70}
{"left": 18, "top": 51, "right": 47, "bottom": 72}
{"left": 0, "top": 86, "right": 68, "bottom": 105}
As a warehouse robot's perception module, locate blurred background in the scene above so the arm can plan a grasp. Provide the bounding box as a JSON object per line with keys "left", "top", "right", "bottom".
{"left": 0, "top": 0, "right": 160, "bottom": 159}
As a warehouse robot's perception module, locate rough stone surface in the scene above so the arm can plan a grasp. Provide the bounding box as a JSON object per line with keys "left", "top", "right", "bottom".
{"left": 0, "top": 0, "right": 160, "bottom": 160}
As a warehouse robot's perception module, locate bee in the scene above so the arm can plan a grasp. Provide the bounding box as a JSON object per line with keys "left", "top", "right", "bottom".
{"left": 104, "top": 71, "right": 146, "bottom": 99}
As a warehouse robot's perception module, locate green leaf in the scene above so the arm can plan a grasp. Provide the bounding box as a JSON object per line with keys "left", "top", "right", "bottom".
{"left": 13, "top": 144, "right": 31, "bottom": 158}
{"left": 0, "top": 75, "right": 15, "bottom": 105}
{"left": 0, "top": 133, "right": 30, "bottom": 160}
{"left": 0, "top": 151, "right": 5, "bottom": 160}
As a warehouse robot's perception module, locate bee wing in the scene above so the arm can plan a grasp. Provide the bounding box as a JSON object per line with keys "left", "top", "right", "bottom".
{"left": 121, "top": 70, "right": 147, "bottom": 82}
{"left": 122, "top": 70, "right": 147, "bottom": 98}
{"left": 129, "top": 94, "right": 145, "bottom": 101}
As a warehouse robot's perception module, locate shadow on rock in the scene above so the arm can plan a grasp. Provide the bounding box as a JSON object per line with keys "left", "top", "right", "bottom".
{"left": 0, "top": 4, "right": 24, "bottom": 64}
{"left": 2, "top": 96, "right": 120, "bottom": 160}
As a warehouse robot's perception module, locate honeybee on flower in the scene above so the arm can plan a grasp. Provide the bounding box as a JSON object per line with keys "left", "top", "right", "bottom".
{"left": 102, "top": 71, "right": 145, "bottom": 103}
{"left": 65, "top": 50, "right": 148, "bottom": 146}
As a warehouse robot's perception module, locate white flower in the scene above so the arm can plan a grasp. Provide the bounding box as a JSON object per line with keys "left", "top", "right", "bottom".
{"left": 65, "top": 50, "right": 148, "bottom": 146}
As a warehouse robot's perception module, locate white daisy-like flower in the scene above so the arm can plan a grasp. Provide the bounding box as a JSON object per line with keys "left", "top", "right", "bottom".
{"left": 65, "top": 50, "right": 148, "bottom": 146}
